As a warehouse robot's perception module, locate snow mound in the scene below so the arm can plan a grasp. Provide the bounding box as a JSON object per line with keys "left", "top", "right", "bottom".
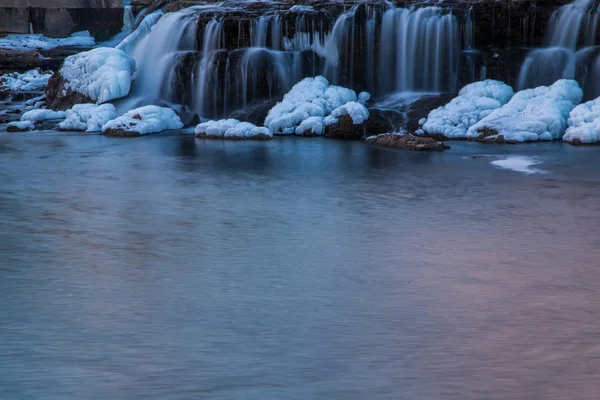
{"left": 330, "top": 101, "right": 370, "bottom": 124}
{"left": 116, "top": 10, "right": 164, "bottom": 55}
{"left": 7, "top": 121, "right": 35, "bottom": 131}
{"left": 21, "top": 109, "right": 66, "bottom": 122}
{"left": 60, "top": 47, "right": 136, "bottom": 104}
{"left": 467, "top": 79, "right": 583, "bottom": 142}
{"left": 420, "top": 80, "right": 514, "bottom": 139}
{"left": 59, "top": 104, "right": 117, "bottom": 133}
{"left": 563, "top": 98, "right": 600, "bottom": 144}
{"left": 196, "top": 119, "right": 273, "bottom": 139}
{"left": 358, "top": 91, "right": 371, "bottom": 105}
{"left": 0, "top": 31, "right": 95, "bottom": 50}
{"left": 264, "top": 76, "right": 367, "bottom": 134}
{"left": 295, "top": 116, "right": 326, "bottom": 135}
{"left": 0, "top": 69, "right": 53, "bottom": 91}
{"left": 102, "top": 105, "right": 183, "bottom": 135}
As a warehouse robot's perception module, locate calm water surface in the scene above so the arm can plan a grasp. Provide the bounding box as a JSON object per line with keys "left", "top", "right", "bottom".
{"left": 1, "top": 132, "right": 599, "bottom": 399}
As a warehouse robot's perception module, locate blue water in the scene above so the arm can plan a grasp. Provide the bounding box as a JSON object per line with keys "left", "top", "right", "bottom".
{"left": 1, "top": 132, "right": 599, "bottom": 399}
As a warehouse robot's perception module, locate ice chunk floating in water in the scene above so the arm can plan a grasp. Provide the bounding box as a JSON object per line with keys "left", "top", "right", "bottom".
{"left": 491, "top": 156, "right": 545, "bottom": 174}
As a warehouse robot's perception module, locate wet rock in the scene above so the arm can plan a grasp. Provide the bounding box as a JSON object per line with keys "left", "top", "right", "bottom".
{"left": 324, "top": 114, "right": 365, "bottom": 140}
{"left": 366, "top": 133, "right": 450, "bottom": 151}
{"left": 102, "top": 128, "right": 143, "bottom": 137}
{"left": 229, "top": 100, "right": 278, "bottom": 126}
{"left": 176, "top": 112, "right": 200, "bottom": 128}
{"left": 0, "top": 50, "right": 44, "bottom": 73}
{"left": 44, "top": 72, "right": 94, "bottom": 111}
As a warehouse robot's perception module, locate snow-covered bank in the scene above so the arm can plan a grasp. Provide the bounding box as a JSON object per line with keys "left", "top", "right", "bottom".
{"left": 102, "top": 105, "right": 183, "bottom": 136}
{"left": 0, "top": 32, "right": 95, "bottom": 50}
{"left": 0, "top": 69, "right": 52, "bottom": 92}
{"left": 418, "top": 80, "right": 514, "bottom": 138}
{"left": 563, "top": 99, "right": 600, "bottom": 144}
{"left": 20, "top": 109, "right": 66, "bottom": 122}
{"left": 467, "top": 79, "right": 583, "bottom": 142}
{"left": 195, "top": 119, "right": 273, "bottom": 140}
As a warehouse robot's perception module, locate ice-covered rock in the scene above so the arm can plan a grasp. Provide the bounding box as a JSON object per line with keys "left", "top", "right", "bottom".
{"left": 0, "top": 69, "right": 53, "bottom": 92}
{"left": 420, "top": 80, "right": 514, "bottom": 139}
{"left": 563, "top": 98, "right": 600, "bottom": 144}
{"left": 295, "top": 116, "right": 326, "bottom": 136}
{"left": 330, "top": 102, "right": 370, "bottom": 125}
{"left": 6, "top": 121, "right": 35, "bottom": 132}
{"left": 58, "top": 48, "right": 136, "bottom": 104}
{"left": 116, "top": 10, "right": 164, "bottom": 55}
{"left": 102, "top": 105, "right": 183, "bottom": 136}
{"left": 59, "top": 104, "right": 117, "bottom": 133}
{"left": 0, "top": 31, "right": 95, "bottom": 50}
{"left": 195, "top": 119, "right": 273, "bottom": 140}
{"left": 21, "top": 109, "right": 66, "bottom": 122}
{"left": 467, "top": 79, "right": 583, "bottom": 142}
{"left": 264, "top": 76, "right": 367, "bottom": 135}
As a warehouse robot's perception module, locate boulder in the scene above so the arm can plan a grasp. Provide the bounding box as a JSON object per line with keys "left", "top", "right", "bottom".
{"left": 324, "top": 114, "right": 365, "bottom": 140}
{"left": 366, "top": 133, "right": 450, "bottom": 151}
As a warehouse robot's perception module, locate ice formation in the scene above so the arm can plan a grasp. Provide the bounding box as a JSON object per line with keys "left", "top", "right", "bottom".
{"left": 0, "top": 31, "right": 95, "bottom": 50}
{"left": 102, "top": 105, "right": 183, "bottom": 135}
{"left": 419, "top": 80, "right": 514, "bottom": 138}
{"left": 59, "top": 104, "right": 117, "bottom": 133}
{"left": 563, "top": 98, "right": 600, "bottom": 144}
{"left": 491, "top": 156, "right": 545, "bottom": 174}
{"left": 0, "top": 69, "right": 53, "bottom": 91}
{"left": 60, "top": 48, "right": 136, "bottom": 103}
{"left": 20, "top": 109, "right": 66, "bottom": 122}
{"left": 264, "top": 76, "right": 368, "bottom": 134}
{"left": 467, "top": 79, "right": 583, "bottom": 142}
{"left": 195, "top": 119, "right": 273, "bottom": 139}
{"left": 329, "top": 101, "right": 370, "bottom": 124}
{"left": 116, "top": 10, "right": 164, "bottom": 55}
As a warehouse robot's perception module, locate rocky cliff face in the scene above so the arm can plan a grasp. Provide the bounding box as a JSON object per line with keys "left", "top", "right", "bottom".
{"left": 0, "top": 0, "right": 124, "bottom": 39}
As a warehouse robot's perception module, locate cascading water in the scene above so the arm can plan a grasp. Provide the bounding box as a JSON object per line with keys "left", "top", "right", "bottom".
{"left": 120, "top": 1, "right": 470, "bottom": 119}
{"left": 518, "top": 0, "right": 600, "bottom": 98}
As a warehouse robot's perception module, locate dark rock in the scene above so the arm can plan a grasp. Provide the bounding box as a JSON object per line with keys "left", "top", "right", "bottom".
{"left": 477, "top": 127, "right": 499, "bottom": 140}
{"left": 45, "top": 71, "right": 94, "bottom": 110}
{"left": 569, "top": 138, "right": 583, "bottom": 146}
{"left": 176, "top": 111, "right": 200, "bottom": 128}
{"left": 103, "top": 128, "right": 142, "bottom": 137}
{"left": 324, "top": 114, "right": 365, "bottom": 140}
{"left": 196, "top": 132, "right": 272, "bottom": 140}
{"left": 0, "top": 50, "right": 44, "bottom": 73}
{"left": 366, "top": 133, "right": 449, "bottom": 151}
{"left": 229, "top": 100, "right": 278, "bottom": 126}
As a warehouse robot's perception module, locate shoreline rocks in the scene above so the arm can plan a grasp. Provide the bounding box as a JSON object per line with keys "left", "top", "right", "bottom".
{"left": 366, "top": 133, "right": 450, "bottom": 151}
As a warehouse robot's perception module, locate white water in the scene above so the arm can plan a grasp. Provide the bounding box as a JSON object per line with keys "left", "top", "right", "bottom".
{"left": 518, "top": 0, "right": 600, "bottom": 98}
{"left": 119, "top": 2, "right": 468, "bottom": 119}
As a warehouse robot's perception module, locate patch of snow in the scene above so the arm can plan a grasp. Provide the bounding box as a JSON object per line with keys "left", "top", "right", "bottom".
{"left": 21, "top": 109, "right": 66, "bottom": 122}
{"left": 60, "top": 47, "right": 136, "bottom": 103}
{"left": 25, "top": 94, "right": 46, "bottom": 106}
{"left": 102, "top": 105, "right": 183, "bottom": 135}
{"left": 7, "top": 121, "right": 35, "bottom": 131}
{"left": 358, "top": 91, "right": 371, "bottom": 105}
{"left": 289, "top": 5, "right": 314, "bottom": 12}
{"left": 330, "top": 101, "right": 370, "bottom": 124}
{"left": 195, "top": 119, "right": 273, "bottom": 139}
{"left": 0, "top": 31, "right": 95, "bottom": 50}
{"left": 59, "top": 104, "right": 117, "bottom": 133}
{"left": 563, "top": 98, "right": 600, "bottom": 144}
{"left": 116, "top": 10, "right": 164, "bottom": 55}
{"left": 420, "top": 80, "right": 514, "bottom": 138}
{"left": 491, "top": 156, "right": 545, "bottom": 174}
{"left": 264, "top": 76, "right": 368, "bottom": 135}
{"left": 295, "top": 116, "right": 325, "bottom": 135}
{"left": 0, "top": 69, "right": 52, "bottom": 91}
{"left": 467, "top": 79, "right": 583, "bottom": 142}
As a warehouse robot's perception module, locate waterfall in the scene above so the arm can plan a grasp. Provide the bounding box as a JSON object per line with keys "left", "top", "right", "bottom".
{"left": 117, "top": 2, "right": 469, "bottom": 119}
{"left": 518, "top": 0, "right": 600, "bottom": 98}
